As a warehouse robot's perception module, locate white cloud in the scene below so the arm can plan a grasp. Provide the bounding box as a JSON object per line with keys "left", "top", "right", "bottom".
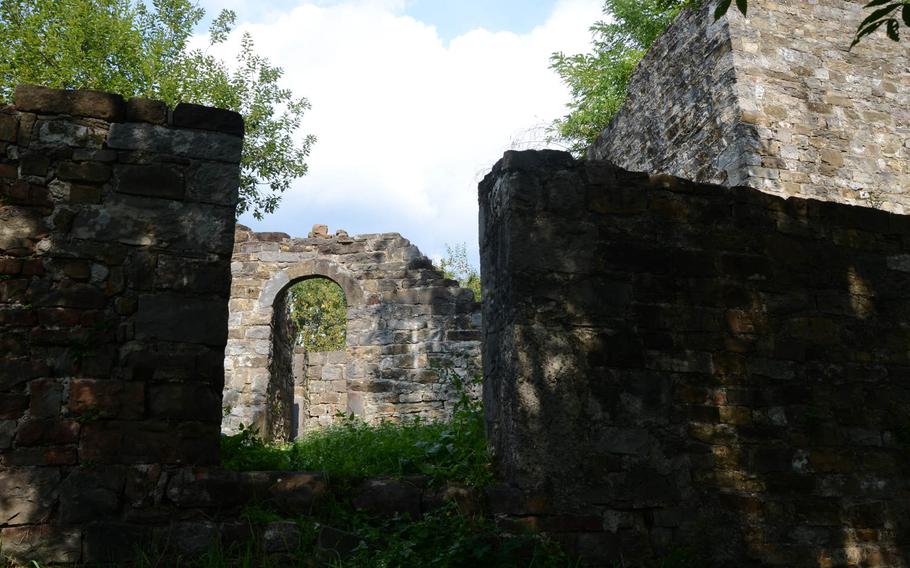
{"left": 205, "top": 0, "right": 602, "bottom": 264}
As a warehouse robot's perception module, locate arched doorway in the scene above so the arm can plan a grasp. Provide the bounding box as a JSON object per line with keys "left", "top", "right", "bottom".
{"left": 223, "top": 258, "right": 366, "bottom": 441}
{"left": 222, "top": 226, "right": 482, "bottom": 443}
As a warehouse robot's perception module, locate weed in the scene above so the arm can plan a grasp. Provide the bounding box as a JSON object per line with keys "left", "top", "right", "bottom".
{"left": 221, "top": 368, "right": 491, "bottom": 486}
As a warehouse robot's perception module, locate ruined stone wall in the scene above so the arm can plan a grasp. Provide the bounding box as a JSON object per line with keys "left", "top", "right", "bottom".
{"left": 0, "top": 85, "right": 240, "bottom": 562}
{"left": 480, "top": 150, "right": 910, "bottom": 567}
{"left": 293, "top": 348, "right": 351, "bottom": 432}
{"left": 223, "top": 226, "right": 482, "bottom": 439}
{"left": 590, "top": 0, "right": 910, "bottom": 212}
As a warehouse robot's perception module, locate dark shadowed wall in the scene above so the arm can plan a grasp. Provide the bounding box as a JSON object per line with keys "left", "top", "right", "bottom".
{"left": 480, "top": 150, "right": 910, "bottom": 566}
{"left": 0, "top": 85, "right": 240, "bottom": 562}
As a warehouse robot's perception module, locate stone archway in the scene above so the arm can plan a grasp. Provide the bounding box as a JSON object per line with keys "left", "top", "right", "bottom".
{"left": 263, "top": 262, "right": 366, "bottom": 440}
{"left": 222, "top": 225, "right": 482, "bottom": 441}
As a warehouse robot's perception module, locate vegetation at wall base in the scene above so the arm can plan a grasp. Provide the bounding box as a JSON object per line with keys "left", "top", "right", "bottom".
{"left": 221, "top": 373, "right": 491, "bottom": 486}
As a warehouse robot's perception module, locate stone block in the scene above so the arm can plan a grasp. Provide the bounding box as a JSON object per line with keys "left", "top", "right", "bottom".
{"left": 135, "top": 293, "right": 229, "bottom": 346}
{"left": 16, "top": 419, "right": 80, "bottom": 446}
{"left": 126, "top": 97, "right": 168, "bottom": 124}
{"left": 262, "top": 521, "right": 301, "bottom": 553}
{"left": 267, "top": 472, "right": 327, "bottom": 515}
{"left": 82, "top": 523, "right": 154, "bottom": 564}
{"left": 351, "top": 477, "right": 423, "bottom": 519}
{"left": 28, "top": 379, "right": 63, "bottom": 418}
{"left": 58, "top": 467, "right": 126, "bottom": 524}
{"left": 148, "top": 383, "right": 221, "bottom": 423}
{"left": 0, "top": 525, "right": 82, "bottom": 564}
{"left": 68, "top": 379, "right": 145, "bottom": 420}
{"left": 56, "top": 161, "right": 112, "bottom": 183}
{"left": 107, "top": 123, "right": 243, "bottom": 163}
{"left": 14, "top": 84, "right": 125, "bottom": 121}
{"left": 0, "top": 394, "right": 29, "bottom": 420}
{"left": 171, "top": 103, "right": 244, "bottom": 137}
{"left": 114, "top": 163, "right": 185, "bottom": 200}
{"left": 0, "top": 112, "right": 17, "bottom": 142}
{"left": 0, "top": 467, "right": 60, "bottom": 525}
{"left": 185, "top": 161, "right": 240, "bottom": 206}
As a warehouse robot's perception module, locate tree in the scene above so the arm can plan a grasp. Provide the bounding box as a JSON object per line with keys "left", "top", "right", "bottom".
{"left": 0, "top": 0, "right": 315, "bottom": 219}
{"left": 549, "top": 0, "right": 693, "bottom": 155}
{"left": 551, "top": 0, "right": 906, "bottom": 155}
{"left": 287, "top": 278, "right": 347, "bottom": 352}
{"left": 437, "top": 243, "right": 482, "bottom": 301}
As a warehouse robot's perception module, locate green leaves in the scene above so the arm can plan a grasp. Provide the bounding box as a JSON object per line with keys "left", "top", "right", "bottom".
{"left": 548, "top": 0, "right": 692, "bottom": 155}
{"left": 288, "top": 277, "right": 347, "bottom": 352}
{"left": 435, "top": 243, "right": 481, "bottom": 301}
{"left": 0, "top": 0, "right": 314, "bottom": 220}
{"left": 851, "top": 0, "right": 908, "bottom": 48}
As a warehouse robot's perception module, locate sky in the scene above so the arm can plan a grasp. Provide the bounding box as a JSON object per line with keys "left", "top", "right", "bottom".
{"left": 194, "top": 0, "right": 603, "bottom": 266}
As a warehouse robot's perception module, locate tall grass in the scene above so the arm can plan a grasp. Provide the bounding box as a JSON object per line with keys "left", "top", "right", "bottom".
{"left": 221, "top": 372, "right": 492, "bottom": 486}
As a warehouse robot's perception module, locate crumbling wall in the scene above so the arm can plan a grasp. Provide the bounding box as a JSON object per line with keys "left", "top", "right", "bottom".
{"left": 480, "top": 150, "right": 910, "bottom": 567}
{"left": 223, "top": 225, "right": 482, "bottom": 439}
{"left": 590, "top": 0, "right": 910, "bottom": 212}
{"left": 0, "top": 85, "right": 240, "bottom": 561}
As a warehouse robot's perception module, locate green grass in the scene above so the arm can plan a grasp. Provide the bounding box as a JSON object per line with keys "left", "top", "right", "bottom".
{"left": 221, "top": 374, "right": 492, "bottom": 486}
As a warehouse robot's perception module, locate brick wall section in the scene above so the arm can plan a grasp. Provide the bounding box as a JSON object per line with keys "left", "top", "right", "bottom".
{"left": 223, "top": 226, "right": 482, "bottom": 440}
{"left": 590, "top": 0, "right": 910, "bottom": 213}
{"left": 480, "top": 150, "right": 910, "bottom": 567}
{"left": 0, "top": 85, "right": 240, "bottom": 562}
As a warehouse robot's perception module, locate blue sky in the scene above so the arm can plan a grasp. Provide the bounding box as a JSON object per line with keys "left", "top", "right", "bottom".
{"left": 196, "top": 0, "right": 602, "bottom": 267}
{"left": 404, "top": 1, "right": 559, "bottom": 42}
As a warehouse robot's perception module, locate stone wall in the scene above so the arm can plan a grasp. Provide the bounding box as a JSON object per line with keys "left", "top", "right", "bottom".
{"left": 293, "top": 348, "right": 351, "bottom": 433}
{"left": 223, "top": 226, "right": 482, "bottom": 439}
{"left": 590, "top": 0, "right": 910, "bottom": 212}
{"left": 0, "top": 85, "right": 240, "bottom": 561}
{"left": 480, "top": 150, "right": 910, "bottom": 566}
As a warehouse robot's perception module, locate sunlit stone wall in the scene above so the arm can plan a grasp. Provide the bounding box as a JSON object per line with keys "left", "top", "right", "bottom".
{"left": 591, "top": 0, "right": 910, "bottom": 213}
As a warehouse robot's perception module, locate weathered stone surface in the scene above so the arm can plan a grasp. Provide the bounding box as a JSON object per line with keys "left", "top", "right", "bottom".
{"left": 14, "top": 84, "right": 125, "bottom": 121}
{"left": 68, "top": 379, "right": 145, "bottom": 420}
{"left": 223, "top": 226, "right": 482, "bottom": 441}
{"left": 0, "top": 112, "right": 17, "bottom": 142}
{"left": 136, "top": 293, "right": 228, "bottom": 346}
{"left": 0, "top": 525, "right": 82, "bottom": 563}
{"left": 351, "top": 477, "right": 423, "bottom": 519}
{"left": 0, "top": 85, "right": 241, "bottom": 563}
{"left": 107, "top": 123, "right": 243, "bottom": 162}
{"left": 262, "top": 521, "right": 301, "bottom": 553}
{"left": 56, "top": 160, "right": 112, "bottom": 183}
{"left": 480, "top": 150, "right": 910, "bottom": 566}
{"left": 126, "top": 97, "right": 168, "bottom": 125}
{"left": 58, "top": 467, "right": 125, "bottom": 524}
{"left": 171, "top": 103, "right": 244, "bottom": 137}
{"left": 114, "top": 163, "right": 185, "bottom": 200}
{"left": 590, "top": 0, "right": 910, "bottom": 214}
{"left": 0, "top": 468, "right": 60, "bottom": 525}
{"left": 267, "top": 472, "right": 327, "bottom": 515}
